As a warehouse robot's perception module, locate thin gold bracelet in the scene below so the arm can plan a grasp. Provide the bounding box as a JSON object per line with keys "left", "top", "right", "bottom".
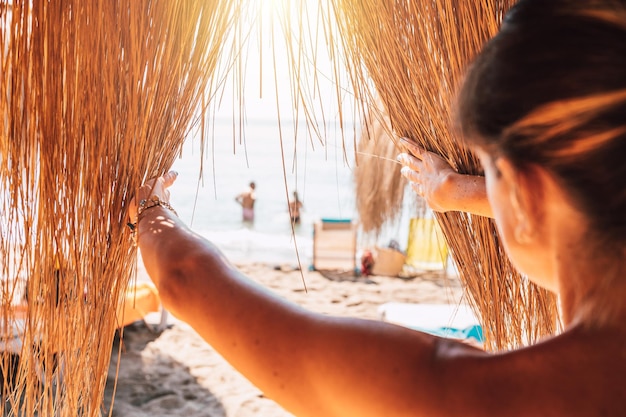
{"left": 137, "top": 195, "right": 178, "bottom": 220}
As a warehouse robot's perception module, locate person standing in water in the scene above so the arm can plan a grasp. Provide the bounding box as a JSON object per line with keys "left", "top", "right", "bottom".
{"left": 288, "top": 191, "right": 303, "bottom": 225}
{"left": 235, "top": 181, "right": 256, "bottom": 222}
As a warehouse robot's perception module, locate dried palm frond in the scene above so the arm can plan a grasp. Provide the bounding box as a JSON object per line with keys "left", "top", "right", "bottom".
{"left": 0, "top": 1, "right": 241, "bottom": 415}
{"left": 353, "top": 106, "right": 410, "bottom": 235}
{"left": 325, "top": 0, "right": 561, "bottom": 350}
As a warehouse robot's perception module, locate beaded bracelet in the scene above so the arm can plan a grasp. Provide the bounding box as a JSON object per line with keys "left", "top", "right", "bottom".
{"left": 127, "top": 195, "right": 178, "bottom": 244}
{"left": 137, "top": 195, "right": 178, "bottom": 220}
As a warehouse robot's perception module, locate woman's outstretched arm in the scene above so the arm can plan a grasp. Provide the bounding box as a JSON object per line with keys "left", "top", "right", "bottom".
{"left": 130, "top": 172, "right": 488, "bottom": 417}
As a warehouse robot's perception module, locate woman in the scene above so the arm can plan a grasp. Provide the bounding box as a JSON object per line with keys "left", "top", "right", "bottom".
{"left": 130, "top": 1, "right": 625, "bottom": 415}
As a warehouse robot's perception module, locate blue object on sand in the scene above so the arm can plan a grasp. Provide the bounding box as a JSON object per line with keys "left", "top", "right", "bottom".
{"left": 378, "top": 303, "right": 484, "bottom": 344}
{"left": 320, "top": 218, "right": 352, "bottom": 223}
{"left": 412, "top": 324, "right": 484, "bottom": 343}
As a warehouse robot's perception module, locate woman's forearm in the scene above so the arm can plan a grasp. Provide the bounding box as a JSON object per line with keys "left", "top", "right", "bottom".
{"left": 443, "top": 173, "right": 493, "bottom": 218}
{"left": 137, "top": 207, "right": 335, "bottom": 414}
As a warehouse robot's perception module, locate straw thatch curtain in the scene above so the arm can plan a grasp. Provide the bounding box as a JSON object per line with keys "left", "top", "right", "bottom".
{"left": 353, "top": 107, "right": 413, "bottom": 235}
{"left": 0, "top": 1, "right": 240, "bottom": 415}
{"left": 328, "top": 0, "right": 561, "bottom": 350}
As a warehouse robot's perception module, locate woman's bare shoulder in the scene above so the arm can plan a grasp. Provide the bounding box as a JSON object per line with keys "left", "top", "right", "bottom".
{"left": 432, "top": 326, "right": 625, "bottom": 416}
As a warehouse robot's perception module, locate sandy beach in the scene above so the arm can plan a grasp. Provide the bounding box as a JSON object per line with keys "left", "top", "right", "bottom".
{"left": 103, "top": 263, "right": 465, "bottom": 417}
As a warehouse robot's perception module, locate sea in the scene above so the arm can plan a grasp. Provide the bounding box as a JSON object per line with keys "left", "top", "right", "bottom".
{"left": 167, "top": 115, "right": 413, "bottom": 267}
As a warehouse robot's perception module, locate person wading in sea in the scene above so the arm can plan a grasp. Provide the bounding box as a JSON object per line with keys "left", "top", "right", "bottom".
{"left": 235, "top": 181, "right": 256, "bottom": 223}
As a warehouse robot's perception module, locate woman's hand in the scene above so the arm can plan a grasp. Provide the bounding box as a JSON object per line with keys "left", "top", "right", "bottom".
{"left": 397, "top": 138, "right": 459, "bottom": 212}
{"left": 396, "top": 138, "right": 493, "bottom": 217}
{"left": 129, "top": 171, "right": 178, "bottom": 224}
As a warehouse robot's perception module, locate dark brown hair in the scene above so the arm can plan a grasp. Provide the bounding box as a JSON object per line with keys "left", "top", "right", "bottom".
{"left": 458, "top": 0, "right": 626, "bottom": 244}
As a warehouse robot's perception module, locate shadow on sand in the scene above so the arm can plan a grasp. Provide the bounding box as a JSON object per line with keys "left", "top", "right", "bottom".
{"left": 103, "top": 322, "right": 228, "bottom": 417}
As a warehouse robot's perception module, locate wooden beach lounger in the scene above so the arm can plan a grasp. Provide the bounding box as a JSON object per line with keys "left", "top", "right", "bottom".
{"left": 0, "top": 282, "right": 166, "bottom": 357}
{"left": 117, "top": 282, "right": 167, "bottom": 330}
